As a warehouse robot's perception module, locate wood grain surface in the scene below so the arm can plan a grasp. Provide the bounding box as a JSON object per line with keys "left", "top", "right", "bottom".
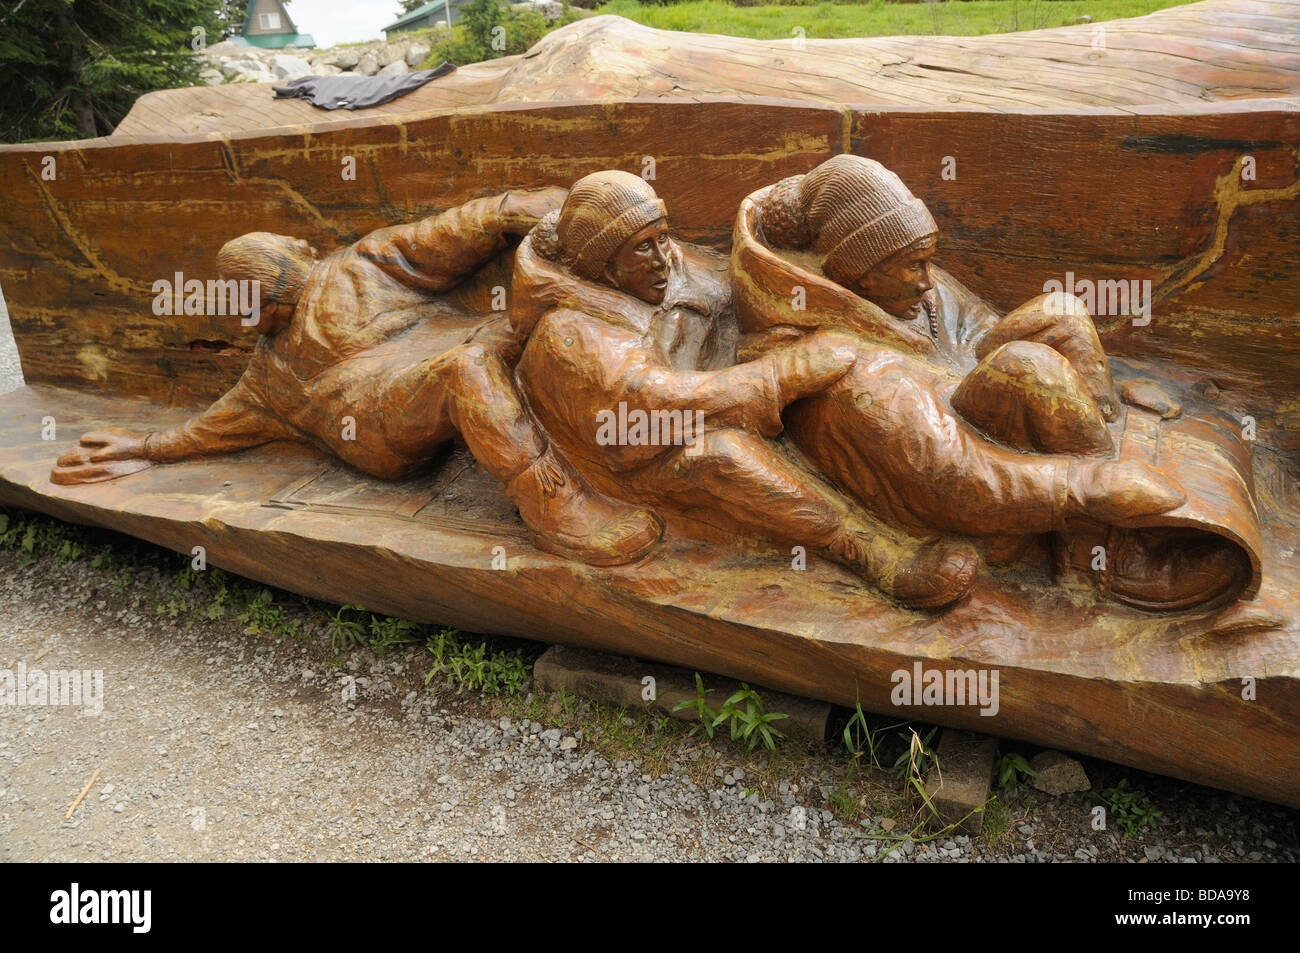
{"left": 1, "top": 383, "right": 1296, "bottom": 807}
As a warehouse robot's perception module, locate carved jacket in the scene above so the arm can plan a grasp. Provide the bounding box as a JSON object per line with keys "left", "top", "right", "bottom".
{"left": 509, "top": 229, "right": 791, "bottom": 474}
{"left": 155, "top": 191, "right": 564, "bottom": 462}
{"left": 731, "top": 188, "right": 1000, "bottom": 379}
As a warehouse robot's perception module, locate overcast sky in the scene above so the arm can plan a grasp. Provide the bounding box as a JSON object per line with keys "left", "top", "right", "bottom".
{"left": 288, "top": 0, "right": 449, "bottom": 48}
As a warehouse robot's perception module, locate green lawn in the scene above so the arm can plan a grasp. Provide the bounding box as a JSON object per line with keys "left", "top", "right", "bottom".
{"left": 594, "top": 0, "right": 1196, "bottom": 39}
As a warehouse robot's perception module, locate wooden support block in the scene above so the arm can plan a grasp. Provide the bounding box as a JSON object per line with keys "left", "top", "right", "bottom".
{"left": 533, "top": 645, "right": 833, "bottom": 745}
{"left": 923, "top": 730, "right": 999, "bottom": 835}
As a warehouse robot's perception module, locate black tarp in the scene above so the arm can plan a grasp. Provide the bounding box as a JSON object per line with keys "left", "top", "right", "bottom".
{"left": 271, "top": 62, "right": 457, "bottom": 110}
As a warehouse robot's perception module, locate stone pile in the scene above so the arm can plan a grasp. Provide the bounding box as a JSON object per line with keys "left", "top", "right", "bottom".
{"left": 195, "top": 3, "right": 565, "bottom": 85}
{"left": 196, "top": 35, "right": 438, "bottom": 85}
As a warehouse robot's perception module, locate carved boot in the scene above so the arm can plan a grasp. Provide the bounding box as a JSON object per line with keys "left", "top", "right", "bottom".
{"left": 505, "top": 445, "right": 663, "bottom": 567}
{"left": 826, "top": 519, "right": 980, "bottom": 611}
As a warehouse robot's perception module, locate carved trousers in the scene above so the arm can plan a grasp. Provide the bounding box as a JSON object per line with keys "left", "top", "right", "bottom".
{"left": 786, "top": 339, "right": 1111, "bottom": 537}
{"left": 609, "top": 427, "right": 909, "bottom": 553}
{"left": 159, "top": 323, "right": 544, "bottom": 484}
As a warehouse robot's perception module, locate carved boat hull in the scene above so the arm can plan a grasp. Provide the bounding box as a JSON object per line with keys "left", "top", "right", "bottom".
{"left": 1, "top": 383, "right": 1297, "bottom": 807}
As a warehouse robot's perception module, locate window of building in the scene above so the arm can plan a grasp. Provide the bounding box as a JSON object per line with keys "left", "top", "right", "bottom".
{"left": 259, "top": 12, "right": 282, "bottom": 29}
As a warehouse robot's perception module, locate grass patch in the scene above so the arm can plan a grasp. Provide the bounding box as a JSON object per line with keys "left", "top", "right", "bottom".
{"left": 596, "top": 0, "right": 1193, "bottom": 39}
{"left": 425, "top": 627, "right": 531, "bottom": 695}
{"left": 0, "top": 506, "right": 534, "bottom": 696}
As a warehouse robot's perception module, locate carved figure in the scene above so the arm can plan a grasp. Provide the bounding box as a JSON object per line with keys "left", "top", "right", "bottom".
{"left": 51, "top": 190, "right": 663, "bottom": 567}
{"left": 44, "top": 161, "right": 1263, "bottom": 612}
{"left": 733, "top": 155, "right": 1261, "bottom": 609}
{"left": 508, "top": 170, "right": 980, "bottom": 609}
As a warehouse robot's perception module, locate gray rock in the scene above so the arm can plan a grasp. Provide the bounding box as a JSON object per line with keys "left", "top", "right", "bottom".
{"left": 199, "top": 68, "right": 224, "bottom": 86}
{"left": 219, "top": 58, "right": 271, "bottom": 82}
{"left": 378, "top": 43, "right": 407, "bottom": 67}
{"left": 201, "top": 40, "right": 249, "bottom": 58}
{"left": 378, "top": 60, "right": 409, "bottom": 77}
{"left": 513, "top": 1, "right": 563, "bottom": 20}
{"left": 334, "top": 48, "right": 361, "bottom": 70}
{"left": 406, "top": 43, "right": 431, "bottom": 68}
{"left": 1029, "top": 750, "right": 1091, "bottom": 795}
{"left": 356, "top": 53, "right": 379, "bottom": 77}
{"left": 268, "top": 54, "right": 313, "bottom": 81}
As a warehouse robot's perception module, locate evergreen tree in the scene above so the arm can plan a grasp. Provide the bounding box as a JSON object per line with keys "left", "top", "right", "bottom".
{"left": 395, "top": 0, "right": 429, "bottom": 17}
{"left": 0, "top": 0, "right": 221, "bottom": 142}
{"left": 218, "top": 0, "right": 249, "bottom": 38}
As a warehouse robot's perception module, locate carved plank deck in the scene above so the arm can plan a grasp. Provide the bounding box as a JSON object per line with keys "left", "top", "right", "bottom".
{"left": 1, "top": 384, "right": 1297, "bottom": 807}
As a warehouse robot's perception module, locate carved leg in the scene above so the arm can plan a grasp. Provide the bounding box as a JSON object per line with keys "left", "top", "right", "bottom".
{"left": 383, "top": 344, "right": 662, "bottom": 566}
{"left": 628, "top": 428, "right": 978, "bottom": 609}
{"left": 786, "top": 350, "right": 1182, "bottom": 538}
{"left": 974, "top": 292, "right": 1120, "bottom": 421}
{"left": 951, "top": 341, "right": 1114, "bottom": 455}
{"left": 383, "top": 343, "right": 544, "bottom": 480}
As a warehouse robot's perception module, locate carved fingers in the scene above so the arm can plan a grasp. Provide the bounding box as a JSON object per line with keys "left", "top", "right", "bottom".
{"left": 50, "top": 428, "right": 152, "bottom": 485}
{"left": 65, "top": 428, "right": 149, "bottom": 463}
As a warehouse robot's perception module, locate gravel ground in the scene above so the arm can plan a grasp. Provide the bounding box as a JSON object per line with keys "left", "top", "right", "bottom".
{"left": 2, "top": 547, "right": 1297, "bottom": 863}
{"left": 1, "top": 286, "right": 1296, "bottom": 863}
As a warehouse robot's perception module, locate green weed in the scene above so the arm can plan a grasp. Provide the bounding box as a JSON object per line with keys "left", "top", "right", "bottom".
{"left": 672, "top": 673, "right": 788, "bottom": 752}
{"left": 995, "top": 751, "right": 1038, "bottom": 791}
{"left": 424, "top": 628, "right": 530, "bottom": 695}
{"left": 671, "top": 672, "right": 721, "bottom": 739}
{"left": 1100, "top": 779, "right": 1164, "bottom": 838}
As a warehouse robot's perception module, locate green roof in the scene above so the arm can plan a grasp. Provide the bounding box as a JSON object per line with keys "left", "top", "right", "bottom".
{"left": 383, "top": 0, "right": 460, "bottom": 32}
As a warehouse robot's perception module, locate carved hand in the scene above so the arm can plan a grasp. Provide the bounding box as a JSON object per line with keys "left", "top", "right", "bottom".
{"left": 764, "top": 330, "right": 860, "bottom": 406}
{"left": 58, "top": 428, "right": 149, "bottom": 465}
{"left": 50, "top": 427, "right": 153, "bottom": 486}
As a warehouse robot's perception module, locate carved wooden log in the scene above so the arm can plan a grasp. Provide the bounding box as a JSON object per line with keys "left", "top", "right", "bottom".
{"left": 0, "top": 0, "right": 1297, "bottom": 806}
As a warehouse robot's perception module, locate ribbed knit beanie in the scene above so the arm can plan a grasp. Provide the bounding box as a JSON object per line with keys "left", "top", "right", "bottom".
{"left": 551, "top": 171, "right": 667, "bottom": 281}
{"left": 760, "top": 155, "right": 937, "bottom": 284}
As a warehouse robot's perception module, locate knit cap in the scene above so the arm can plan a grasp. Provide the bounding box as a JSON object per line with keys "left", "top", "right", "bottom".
{"left": 552, "top": 171, "right": 667, "bottom": 281}
{"left": 761, "top": 155, "right": 937, "bottom": 285}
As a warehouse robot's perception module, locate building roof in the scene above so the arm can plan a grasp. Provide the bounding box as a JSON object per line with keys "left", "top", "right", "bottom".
{"left": 244, "top": 32, "right": 315, "bottom": 49}
{"left": 383, "top": 0, "right": 460, "bottom": 32}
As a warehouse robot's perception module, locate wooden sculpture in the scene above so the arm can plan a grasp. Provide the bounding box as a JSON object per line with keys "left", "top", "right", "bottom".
{"left": 1, "top": 1, "right": 1297, "bottom": 808}
{"left": 734, "top": 155, "right": 1261, "bottom": 611}
{"left": 49, "top": 189, "right": 663, "bottom": 567}
{"left": 509, "top": 170, "right": 978, "bottom": 610}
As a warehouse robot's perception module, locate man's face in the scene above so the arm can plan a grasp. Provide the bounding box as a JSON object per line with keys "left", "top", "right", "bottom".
{"left": 606, "top": 218, "right": 671, "bottom": 305}
{"left": 853, "top": 236, "right": 937, "bottom": 318}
